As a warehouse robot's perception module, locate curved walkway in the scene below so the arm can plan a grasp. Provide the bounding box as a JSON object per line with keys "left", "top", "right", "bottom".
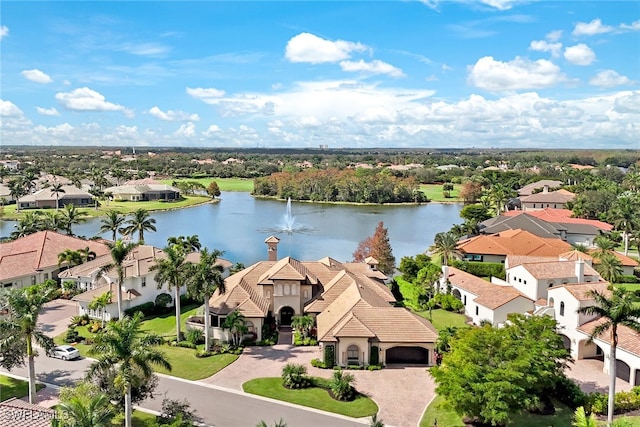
{"left": 201, "top": 344, "right": 435, "bottom": 427}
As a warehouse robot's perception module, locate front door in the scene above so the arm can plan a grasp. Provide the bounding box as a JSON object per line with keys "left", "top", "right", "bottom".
{"left": 280, "top": 306, "right": 295, "bottom": 326}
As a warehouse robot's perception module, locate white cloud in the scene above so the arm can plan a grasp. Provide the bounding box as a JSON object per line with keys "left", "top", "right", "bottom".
{"left": 294, "top": 116, "right": 322, "bottom": 128}
{"left": 285, "top": 32, "right": 367, "bottom": 64}
{"left": 117, "top": 42, "right": 169, "bottom": 57}
{"left": 529, "top": 40, "right": 562, "bottom": 57}
{"left": 546, "top": 30, "right": 563, "bottom": 42}
{"left": 21, "top": 69, "right": 53, "bottom": 84}
{"left": 468, "top": 56, "right": 565, "bottom": 91}
{"left": 572, "top": 19, "right": 614, "bottom": 36}
{"left": 34, "top": 123, "right": 74, "bottom": 136}
{"left": 203, "top": 125, "right": 221, "bottom": 137}
{"left": 442, "top": 64, "right": 453, "bottom": 72}
{"left": 589, "top": 70, "right": 633, "bottom": 88}
{"left": 55, "top": 87, "right": 131, "bottom": 116}
{"left": 186, "top": 87, "right": 226, "bottom": 101}
{"left": 563, "top": 44, "right": 596, "bottom": 66}
{"left": 0, "top": 99, "right": 24, "bottom": 117}
{"left": 620, "top": 20, "right": 640, "bottom": 31}
{"left": 36, "top": 107, "right": 60, "bottom": 116}
{"left": 420, "top": 0, "right": 525, "bottom": 10}
{"left": 0, "top": 25, "right": 8, "bottom": 40}
{"left": 148, "top": 106, "right": 200, "bottom": 122}
{"left": 174, "top": 122, "right": 196, "bottom": 138}
{"left": 339, "top": 59, "right": 405, "bottom": 77}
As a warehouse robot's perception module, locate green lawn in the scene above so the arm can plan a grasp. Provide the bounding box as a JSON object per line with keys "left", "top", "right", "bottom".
{"left": 415, "top": 309, "right": 469, "bottom": 331}
{"left": 617, "top": 283, "right": 640, "bottom": 291}
{"left": 419, "top": 184, "right": 463, "bottom": 203}
{"left": 132, "top": 410, "right": 158, "bottom": 427}
{"left": 0, "top": 375, "right": 44, "bottom": 401}
{"left": 243, "top": 377, "right": 378, "bottom": 418}
{"left": 1, "top": 195, "right": 211, "bottom": 221}
{"left": 420, "top": 395, "right": 575, "bottom": 427}
{"left": 160, "top": 177, "right": 254, "bottom": 192}
{"left": 55, "top": 304, "right": 239, "bottom": 380}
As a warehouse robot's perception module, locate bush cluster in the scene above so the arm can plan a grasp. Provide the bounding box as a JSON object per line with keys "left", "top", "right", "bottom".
{"left": 293, "top": 332, "right": 318, "bottom": 346}
{"left": 586, "top": 386, "right": 640, "bottom": 415}
{"left": 324, "top": 345, "right": 335, "bottom": 368}
{"left": 429, "top": 293, "right": 464, "bottom": 312}
{"left": 451, "top": 260, "right": 506, "bottom": 280}
{"left": 64, "top": 327, "right": 81, "bottom": 343}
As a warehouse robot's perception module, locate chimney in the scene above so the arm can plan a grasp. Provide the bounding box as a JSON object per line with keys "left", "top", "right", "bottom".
{"left": 440, "top": 265, "right": 449, "bottom": 292}
{"left": 575, "top": 259, "right": 585, "bottom": 283}
{"left": 543, "top": 184, "right": 549, "bottom": 194}
{"left": 265, "top": 236, "right": 280, "bottom": 261}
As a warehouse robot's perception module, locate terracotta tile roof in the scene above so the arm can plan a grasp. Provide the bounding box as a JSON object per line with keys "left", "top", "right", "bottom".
{"left": 0, "top": 398, "right": 56, "bottom": 427}
{"left": 446, "top": 267, "right": 532, "bottom": 309}
{"left": 578, "top": 317, "right": 640, "bottom": 357}
{"left": 0, "top": 231, "right": 110, "bottom": 281}
{"left": 503, "top": 208, "right": 613, "bottom": 231}
{"left": 519, "top": 189, "right": 576, "bottom": 204}
{"left": 506, "top": 255, "right": 557, "bottom": 268}
{"left": 257, "top": 257, "right": 319, "bottom": 284}
{"left": 517, "top": 260, "right": 600, "bottom": 280}
{"left": 559, "top": 250, "right": 594, "bottom": 262}
{"left": 549, "top": 282, "right": 611, "bottom": 301}
{"left": 535, "top": 298, "right": 547, "bottom": 306}
{"left": 588, "top": 250, "right": 639, "bottom": 268}
{"left": 457, "top": 229, "right": 571, "bottom": 258}
{"left": 333, "top": 313, "right": 376, "bottom": 338}
{"left": 517, "top": 180, "right": 563, "bottom": 196}
{"left": 209, "top": 280, "right": 270, "bottom": 317}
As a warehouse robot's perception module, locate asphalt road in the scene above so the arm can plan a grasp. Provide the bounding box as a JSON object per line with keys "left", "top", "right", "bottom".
{"left": 1, "top": 353, "right": 367, "bottom": 427}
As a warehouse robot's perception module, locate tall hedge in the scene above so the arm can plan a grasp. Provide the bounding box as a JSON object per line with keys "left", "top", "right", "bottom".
{"left": 324, "top": 345, "right": 335, "bottom": 368}
{"left": 370, "top": 346, "right": 379, "bottom": 365}
{"left": 451, "top": 260, "right": 506, "bottom": 280}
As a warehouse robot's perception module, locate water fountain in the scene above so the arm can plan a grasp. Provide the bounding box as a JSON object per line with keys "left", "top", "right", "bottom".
{"left": 284, "top": 197, "right": 295, "bottom": 233}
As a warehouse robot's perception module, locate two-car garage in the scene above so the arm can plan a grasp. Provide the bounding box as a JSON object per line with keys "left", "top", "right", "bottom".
{"left": 385, "top": 346, "right": 430, "bottom": 365}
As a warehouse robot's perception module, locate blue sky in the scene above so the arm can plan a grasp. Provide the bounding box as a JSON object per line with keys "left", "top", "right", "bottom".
{"left": 1, "top": 1, "right": 639, "bottom": 148}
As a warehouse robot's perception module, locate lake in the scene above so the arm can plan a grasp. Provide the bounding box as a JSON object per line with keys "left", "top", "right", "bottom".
{"left": 1, "top": 192, "right": 463, "bottom": 266}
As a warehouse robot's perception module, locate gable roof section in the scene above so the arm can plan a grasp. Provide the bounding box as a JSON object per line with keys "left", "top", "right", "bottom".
{"left": 517, "top": 260, "right": 601, "bottom": 280}
{"left": 559, "top": 250, "right": 594, "bottom": 262}
{"left": 0, "top": 398, "right": 56, "bottom": 427}
{"left": 446, "top": 267, "right": 531, "bottom": 309}
{"left": 257, "top": 257, "right": 319, "bottom": 284}
{"left": 0, "top": 231, "right": 110, "bottom": 281}
{"left": 578, "top": 317, "right": 640, "bottom": 357}
{"left": 209, "top": 279, "right": 270, "bottom": 317}
{"left": 548, "top": 282, "right": 611, "bottom": 301}
{"left": 480, "top": 213, "right": 563, "bottom": 238}
{"left": 519, "top": 189, "right": 576, "bottom": 204}
{"left": 457, "top": 229, "right": 571, "bottom": 257}
{"left": 517, "top": 180, "right": 563, "bottom": 196}
{"left": 503, "top": 208, "right": 613, "bottom": 231}
{"left": 588, "top": 250, "right": 639, "bottom": 268}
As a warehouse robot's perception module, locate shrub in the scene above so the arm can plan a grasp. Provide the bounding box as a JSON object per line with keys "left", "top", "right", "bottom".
{"left": 124, "top": 301, "right": 155, "bottom": 317}
{"left": 88, "top": 321, "right": 102, "bottom": 334}
{"left": 369, "top": 346, "right": 379, "bottom": 365}
{"left": 324, "top": 344, "right": 335, "bottom": 368}
{"left": 431, "top": 293, "right": 464, "bottom": 312}
{"left": 367, "top": 364, "right": 383, "bottom": 371}
{"left": 618, "top": 275, "right": 640, "bottom": 284}
{"left": 69, "top": 314, "right": 90, "bottom": 327}
{"left": 176, "top": 341, "right": 197, "bottom": 349}
{"left": 64, "top": 327, "right": 80, "bottom": 344}
{"left": 330, "top": 369, "right": 356, "bottom": 401}
{"left": 549, "top": 376, "right": 587, "bottom": 409}
{"left": 281, "top": 363, "right": 310, "bottom": 389}
{"left": 154, "top": 293, "right": 173, "bottom": 312}
{"left": 451, "top": 260, "right": 506, "bottom": 280}
{"left": 195, "top": 350, "right": 211, "bottom": 358}
{"left": 311, "top": 358, "right": 327, "bottom": 369}
{"left": 185, "top": 327, "right": 204, "bottom": 346}
{"left": 158, "top": 397, "right": 199, "bottom": 425}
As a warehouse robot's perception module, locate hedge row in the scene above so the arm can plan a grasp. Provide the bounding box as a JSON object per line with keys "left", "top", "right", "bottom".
{"left": 451, "top": 260, "right": 506, "bottom": 280}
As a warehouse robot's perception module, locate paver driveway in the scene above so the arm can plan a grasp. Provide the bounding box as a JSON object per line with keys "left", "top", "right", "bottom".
{"left": 37, "top": 299, "right": 78, "bottom": 338}
{"left": 566, "top": 358, "right": 634, "bottom": 394}
{"left": 202, "top": 344, "right": 435, "bottom": 427}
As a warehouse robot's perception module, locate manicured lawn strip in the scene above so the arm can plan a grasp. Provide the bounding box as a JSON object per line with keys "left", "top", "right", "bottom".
{"left": 0, "top": 375, "right": 44, "bottom": 401}
{"left": 132, "top": 410, "right": 159, "bottom": 426}
{"left": 243, "top": 377, "right": 378, "bottom": 418}
{"left": 420, "top": 395, "right": 576, "bottom": 427}
{"left": 415, "top": 309, "right": 469, "bottom": 331}
{"left": 419, "top": 184, "right": 462, "bottom": 203}
{"left": 153, "top": 348, "right": 238, "bottom": 380}
{"left": 160, "top": 177, "right": 254, "bottom": 192}
{"left": 617, "top": 283, "right": 640, "bottom": 291}
{"left": 140, "top": 304, "right": 200, "bottom": 339}
{"left": 1, "top": 195, "right": 211, "bottom": 221}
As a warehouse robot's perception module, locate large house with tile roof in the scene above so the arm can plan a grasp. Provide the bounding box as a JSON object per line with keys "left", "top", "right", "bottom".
{"left": 60, "top": 245, "right": 231, "bottom": 321}
{"left": 17, "top": 184, "right": 94, "bottom": 209}
{"left": 205, "top": 237, "right": 439, "bottom": 367}
{"left": 519, "top": 188, "right": 576, "bottom": 211}
{"left": 517, "top": 180, "right": 564, "bottom": 197}
{"left": 104, "top": 179, "right": 180, "bottom": 202}
{"left": 0, "top": 231, "right": 110, "bottom": 289}
{"left": 0, "top": 398, "right": 56, "bottom": 427}
{"left": 457, "top": 229, "right": 572, "bottom": 263}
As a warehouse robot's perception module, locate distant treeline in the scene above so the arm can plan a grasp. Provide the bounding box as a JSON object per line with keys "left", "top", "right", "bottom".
{"left": 253, "top": 168, "right": 427, "bottom": 203}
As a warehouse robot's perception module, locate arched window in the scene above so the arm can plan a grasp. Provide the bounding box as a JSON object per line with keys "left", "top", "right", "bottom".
{"left": 560, "top": 302, "right": 565, "bottom": 317}
{"left": 347, "top": 345, "right": 360, "bottom": 365}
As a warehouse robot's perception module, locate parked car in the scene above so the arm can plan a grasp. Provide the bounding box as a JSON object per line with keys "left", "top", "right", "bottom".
{"left": 48, "top": 345, "right": 80, "bottom": 360}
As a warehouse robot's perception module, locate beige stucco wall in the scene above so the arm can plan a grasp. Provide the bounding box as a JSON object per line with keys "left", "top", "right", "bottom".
{"left": 335, "top": 338, "right": 370, "bottom": 367}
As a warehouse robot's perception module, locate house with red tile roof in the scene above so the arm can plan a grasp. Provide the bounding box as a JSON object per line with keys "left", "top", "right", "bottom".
{"left": 0, "top": 231, "right": 110, "bottom": 289}
{"left": 457, "top": 229, "right": 572, "bottom": 263}
{"left": 0, "top": 398, "right": 57, "bottom": 427}
{"left": 203, "top": 237, "right": 439, "bottom": 367}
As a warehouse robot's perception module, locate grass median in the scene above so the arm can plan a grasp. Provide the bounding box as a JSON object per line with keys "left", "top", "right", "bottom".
{"left": 243, "top": 377, "right": 378, "bottom": 418}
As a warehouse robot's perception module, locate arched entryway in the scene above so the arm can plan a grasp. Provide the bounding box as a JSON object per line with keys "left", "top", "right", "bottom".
{"left": 452, "top": 289, "right": 462, "bottom": 300}
{"left": 279, "top": 306, "right": 295, "bottom": 326}
{"left": 560, "top": 334, "right": 571, "bottom": 351}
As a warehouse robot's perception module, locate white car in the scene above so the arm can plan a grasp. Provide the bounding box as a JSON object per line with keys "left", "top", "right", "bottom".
{"left": 48, "top": 345, "right": 80, "bottom": 361}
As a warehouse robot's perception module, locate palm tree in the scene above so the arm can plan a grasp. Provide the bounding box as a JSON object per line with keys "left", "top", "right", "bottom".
{"left": 591, "top": 235, "right": 617, "bottom": 261}
{"left": 40, "top": 210, "right": 64, "bottom": 232}
{"left": 429, "top": 232, "right": 461, "bottom": 266}
{"left": 87, "top": 312, "right": 171, "bottom": 427}
{"left": 571, "top": 243, "right": 590, "bottom": 253}
{"left": 488, "top": 183, "right": 513, "bottom": 215}
{"left": 186, "top": 248, "right": 226, "bottom": 351}
{"left": 98, "top": 240, "right": 139, "bottom": 319}
{"left": 78, "top": 246, "right": 97, "bottom": 263}
{"left": 291, "top": 315, "right": 314, "bottom": 339}
{"left": 151, "top": 243, "right": 190, "bottom": 342}
{"left": 256, "top": 420, "right": 287, "bottom": 427}
{"left": 123, "top": 209, "right": 156, "bottom": 243}
{"left": 0, "top": 283, "right": 56, "bottom": 403}
{"left": 168, "top": 235, "right": 202, "bottom": 252}
{"left": 8, "top": 179, "right": 25, "bottom": 211}
{"left": 58, "top": 249, "right": 84, "bottom": 270}
{"left": 577, "top": 287, "right": 640, "bottom": 425}
{"left": 594, "top": 252, "right": 623, "bottom": 283}
{"left": 610, "top": 196, "right": 640, "bottom": 256}
{"left": 222, "top": 310, "right": 247, "bottom": 347}
{"left": 572, "top": 406, "right": 597, "bottom": 427}
{"left": 99, "top": 210, "right": 126, "bottom": 241}
{"left": 50, "top": 182, "right": 66, "bottom": 211}
{"left": 59, "top": 204, "right": 88, "bottom": 236}
{"left": 57, "top": 392, "right": 116, "bottom": 427}
{"left": 89, "top": 291, "right": 113, "bottom": 328}
{"left": 11, "top": 211, "right": 43, "bottom": 238}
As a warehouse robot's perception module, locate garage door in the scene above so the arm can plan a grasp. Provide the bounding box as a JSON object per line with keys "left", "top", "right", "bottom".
{"left": 386, "top": 346, "right": 428, "bottom": 364}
